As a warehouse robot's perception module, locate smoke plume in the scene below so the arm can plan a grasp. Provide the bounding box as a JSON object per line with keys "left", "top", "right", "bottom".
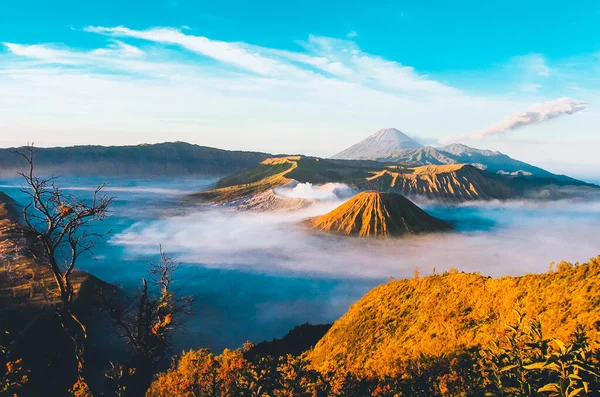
{"left": 441, "top": 97, "right": 587, "bottom": 144}
{"left": 473, "top": 97, "right": 586, "bottom": 139}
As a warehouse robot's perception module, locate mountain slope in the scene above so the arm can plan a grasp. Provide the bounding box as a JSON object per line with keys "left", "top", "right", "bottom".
{"left": 192, "top": 156, "right": 519, "bottom": 207}
{"left": 192, "top": 156, "right": 299, "bottom": 203}
{"left": 0, "top": 142, "right": 270, "bottom": 177}
{"left": 0, "top": 191, "right": 20, "bottom": 223}
{"left": 331, "top": 128, "right": 575, "bottom": 182}
{"left": 194, "top": 156, "right": 597, "bottom": 207}
{"left": 361, "top": 164, "right": 515, "bottom": 201}
{"left": 304, "top": 191, "right": 452, "bottom": 237}
{"left": 309, "top": 257, "right": 600, "bottom": 376}
{"left": 332, "top": 128, "right": 423, "bottom": 160}
{"left": 437, "top": 143, "right": 578, "bottom": 181}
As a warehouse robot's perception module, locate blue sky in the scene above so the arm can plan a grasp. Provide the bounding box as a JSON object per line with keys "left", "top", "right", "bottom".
{"left": 1, "top": 0, "right": 600, "bottom": 175}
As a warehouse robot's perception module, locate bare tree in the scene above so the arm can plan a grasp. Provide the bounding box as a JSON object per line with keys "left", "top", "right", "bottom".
{"left": 16, "top": 144, "right": 113, "bottom": 384}
{"left": 103, "top": 247, "right": 194, "bottom": 396}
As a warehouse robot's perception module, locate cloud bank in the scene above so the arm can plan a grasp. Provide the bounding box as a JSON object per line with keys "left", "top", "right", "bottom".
{"left": 111, "top": 200, "right": 600, "bottom": 279}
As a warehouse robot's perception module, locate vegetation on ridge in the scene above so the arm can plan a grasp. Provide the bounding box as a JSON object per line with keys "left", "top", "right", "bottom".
{"left": 145, "top": 259, "right": 600, "bottom": 396}
{"left": 309, "top": 257, "right": 600, "bottom": 377}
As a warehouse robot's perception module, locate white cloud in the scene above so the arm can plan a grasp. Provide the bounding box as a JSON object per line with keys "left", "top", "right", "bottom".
{"left": 3, "top": 43, "right": 82, "bottom": 64}
{"left": 473, "top": 97, "right": 587, "bottom": 138}
{"left": 84, "top": 26, "right": 292, "bottom": 76}
{"left": 294, "top": 35, "right": 460, "bottom": 95}
{"left": 515, "top": 53, "right": 551, "bottom": 77}
{"left": 441, "top": 97, "right": 587, "bottom": 143}
{"left": 1, "top": 25, "right": 599, "bottom": 170}
{"left": 3, "top": 40, "right": 145, "bottom": 67}
{"left": 520, "top": 83, "right": 542, "bottom": 92}
{"left": 83, "top": 26, "right": 458, "bottom": 95}
{"left": 90, "top": 40, "right": 144, "bottom": 57}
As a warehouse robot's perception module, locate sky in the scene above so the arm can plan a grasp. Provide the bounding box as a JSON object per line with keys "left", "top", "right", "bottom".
{"left": 1, "top": 0, "right": 600, "bottom": 176}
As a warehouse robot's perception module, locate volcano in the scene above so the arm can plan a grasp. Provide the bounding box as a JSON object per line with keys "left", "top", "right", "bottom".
{"left": 304, "top": 191, "right": 452, "bottom": 237}
{"left": 332, "top": 128, "right": 423, "bottom": 160}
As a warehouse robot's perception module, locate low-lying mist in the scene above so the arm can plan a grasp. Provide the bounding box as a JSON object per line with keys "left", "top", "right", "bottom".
{"left": 112, "top": 197, "right": 600, "bottom": 279}
{"left": 7, "top": 174, "right": 600, "bottom": 350}
{"left": 273, "top": 182, "right": 356, "bottom": 200}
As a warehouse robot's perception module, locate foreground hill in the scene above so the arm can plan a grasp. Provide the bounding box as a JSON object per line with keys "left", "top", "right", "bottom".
{"left": 332, "top": 128, "right": 575, "bottom": 182}
{"left": 304, "top": 191, "right": 452, "bottom": 237}
{"left": 0, "top": 142, "right": 270, "bottom": 177}
{"left": 309, "top": 257, "right": 600, "bottom": 376}
{"left": 193, "top": 155, "right": 596, "bottom": 207}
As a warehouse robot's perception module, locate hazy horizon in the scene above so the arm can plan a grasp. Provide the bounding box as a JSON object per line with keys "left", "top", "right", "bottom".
{"left": 1, "top": 135, "right": 600, "bottom": 180}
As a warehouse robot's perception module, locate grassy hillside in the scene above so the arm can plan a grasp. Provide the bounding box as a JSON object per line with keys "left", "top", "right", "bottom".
{"left": 0, "top": 142, "right": 270, "bottom": 177}
{"left": 309, "top": 257, "right": 600, "bottom": 376}
{"left": 361, "top": 164, "right": 515, "bottom": 201}
{"left": 304, "top": 191, "right": 452, "bottom": 237}
{"left": 191, "top": 156, "right": 300, "bottom": 203}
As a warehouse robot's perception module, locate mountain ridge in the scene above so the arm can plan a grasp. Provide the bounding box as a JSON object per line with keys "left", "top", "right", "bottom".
{"left": 0, "top": 142, "right": 270, "bottom": 177}
{"left": 309, "top": 257, "right": 600, "bottom": 376}
{"left": 193, "top": 155, "right": 598, "bottom": 208}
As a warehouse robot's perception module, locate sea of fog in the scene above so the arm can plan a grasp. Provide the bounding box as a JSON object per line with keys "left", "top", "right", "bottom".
{"left": 2, "top": 175, "right": 600, "bottom": 352}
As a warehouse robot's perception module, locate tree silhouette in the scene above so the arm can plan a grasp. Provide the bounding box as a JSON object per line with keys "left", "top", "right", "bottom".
{"left": 16, "top": 144, "right": 113, "bottom": 389}
{"left": 102, "top": 247, "right": 194, "bottom": 396}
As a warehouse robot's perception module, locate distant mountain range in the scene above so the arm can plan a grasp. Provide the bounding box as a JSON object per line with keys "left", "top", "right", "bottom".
{"left": 332, "top": 128, "right": 577, "bottom": 183}
{"left": 0, "top": 142, "right": 269, "bottom": 177}
{"left": 0, "top": 132, "right": 582, "bottom": 186}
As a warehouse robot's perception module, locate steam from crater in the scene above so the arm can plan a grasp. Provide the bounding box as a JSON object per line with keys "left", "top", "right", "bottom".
{"left": 273, "top": 182, "right": 356, "bottom": 200}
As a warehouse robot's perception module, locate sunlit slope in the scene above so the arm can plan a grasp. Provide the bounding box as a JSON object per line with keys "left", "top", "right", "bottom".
{"left": 191, "top": 156, "right": 300, "bottom": 203}
{"left": 0, "top": 191, "right": 19, "bottom": 223}
{"left": 305, "top": 191, "right": 452, "bottom": 237}
{"left": 309, "top": 258, "right": 600, "bottom": 376}
{"left": 193, "top": 156, "right": 516, "bottom": 204}
{"left": 362, "top": 164, "right": 514, "bottom": 201}
{"left": 0, "top": 190, "right": 116, "bottom": 312}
